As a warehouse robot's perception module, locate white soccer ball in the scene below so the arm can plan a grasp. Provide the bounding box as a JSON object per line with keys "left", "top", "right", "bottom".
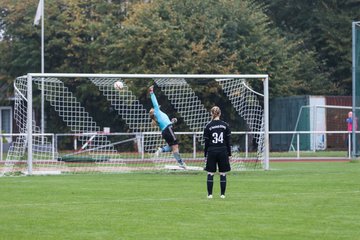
{"left": 114, "top": 81, "right": 124, "bottom": 90}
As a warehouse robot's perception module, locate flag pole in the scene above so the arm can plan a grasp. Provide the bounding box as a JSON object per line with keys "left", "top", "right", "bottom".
{"left": 41, "top": 0, "right": 45, "bottom": 138}
{"left": 41, "top": 0, "right": 44, "bottom": 74}
{"left": 33, "top": 0, "right": 46, "bottom": 144}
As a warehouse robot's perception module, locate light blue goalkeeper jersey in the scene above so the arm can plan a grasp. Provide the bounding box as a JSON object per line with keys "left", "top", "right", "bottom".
{"left": 150, "top": 92, "right": 172, "bottom": 131}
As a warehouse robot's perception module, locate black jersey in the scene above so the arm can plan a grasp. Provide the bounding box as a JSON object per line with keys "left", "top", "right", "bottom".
{"left": 203, "top": 119, "right": 231, "bottom": 157}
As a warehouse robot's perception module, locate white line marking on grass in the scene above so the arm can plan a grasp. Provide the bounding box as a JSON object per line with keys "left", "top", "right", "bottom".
{"left": 0, "top": 197, "right": 193, "bottom": 208}
{"left": 1, "top": 191, "right": 359, "bottom": 208}
{"left": 233, "top": 190, "right": 360, "bottom": 199}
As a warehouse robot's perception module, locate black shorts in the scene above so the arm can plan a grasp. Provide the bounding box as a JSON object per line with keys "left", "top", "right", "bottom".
{"left": 204, "top": 151, "right": 231, "bottom": 173}
{"left": 162, "top": 125, "right": 178, "bottom": 146}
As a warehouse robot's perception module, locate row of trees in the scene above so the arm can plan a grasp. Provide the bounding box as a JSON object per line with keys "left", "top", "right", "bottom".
{"left": 0, "top": 0, "right": 359, "bottom": 132}
{"left": 1, "top": 0, "right": 358, "bottom": 97}
{"left": 256, "top": 0, "right": 360, "bottom": 95}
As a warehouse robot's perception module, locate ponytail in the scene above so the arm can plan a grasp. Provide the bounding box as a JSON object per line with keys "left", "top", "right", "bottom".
{"left": 149, "top": 108, "right": 158, "bottom": 127}
{"left": 211, "top": 106, "right": 221, "bottom": 120}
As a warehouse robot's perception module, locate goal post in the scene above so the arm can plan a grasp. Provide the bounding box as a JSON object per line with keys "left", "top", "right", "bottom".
{"left": 3, "top": 73, "right": 269, "bottom": 175}
{"left": 352, "top": 21, "right": 360, "bottom": 157}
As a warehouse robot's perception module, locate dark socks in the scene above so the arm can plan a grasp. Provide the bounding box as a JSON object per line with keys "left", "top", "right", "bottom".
{"left": 220, "top": 174, "right": 227, "bottom": 195}
{"left": 207, "top": 174, "right": 214, "bottom": 195}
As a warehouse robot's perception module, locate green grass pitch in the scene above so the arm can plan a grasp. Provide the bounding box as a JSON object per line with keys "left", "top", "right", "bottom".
{"left": 0, "top": 161, "right": 359, "bottom": 240}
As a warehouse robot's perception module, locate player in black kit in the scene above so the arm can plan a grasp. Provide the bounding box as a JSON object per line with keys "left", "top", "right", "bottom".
{"left": 203, "top": 106, "right": 231, "bottom": 199}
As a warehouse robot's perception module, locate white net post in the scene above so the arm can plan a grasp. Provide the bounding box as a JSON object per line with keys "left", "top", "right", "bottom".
{"left": 263, "top": 76, "right": 269, "bottom": 170}
{"left": 27, "top": 74, "right": 33, "bottom": 175}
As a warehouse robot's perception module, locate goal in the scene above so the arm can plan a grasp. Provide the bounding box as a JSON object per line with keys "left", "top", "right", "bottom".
{"left": 1, "top": 73, "right": 269, "bottom": 175}
{"left": 290, "top": 104, "right": 352, "bottom": 151}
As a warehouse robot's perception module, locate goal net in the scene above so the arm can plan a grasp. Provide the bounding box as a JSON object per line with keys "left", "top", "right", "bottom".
{"left": 290, "top": 105, "right": 352, "bottom": 151}
{"left": 1, "top": 74, "right": 269, "bottom": 175}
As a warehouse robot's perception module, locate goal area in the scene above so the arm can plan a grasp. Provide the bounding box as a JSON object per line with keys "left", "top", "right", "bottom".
{"left": 290, "top": 104, "right": 352, "bottom": 152}
{"left": 1, "top": 73, "right": 269, "bottom": 175}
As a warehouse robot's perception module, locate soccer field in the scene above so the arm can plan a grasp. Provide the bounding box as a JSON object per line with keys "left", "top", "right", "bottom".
{"left": 0, "top": 161, "right": 359, "bottom": 240}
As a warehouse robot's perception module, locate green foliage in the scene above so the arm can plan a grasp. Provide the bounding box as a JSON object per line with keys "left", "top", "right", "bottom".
{"left": 0, "top": 0, "right": 133, "bottom": 133}
{"left": 109, "top": 0, "right": 326, "bottom": 97}
{"left": 0, "top": 0, "right": 354, "bottom": 133}
{"left": 255, "top": 0, "right": 360, "bottom": 95}
{"left": 0, "top": 0, "right": 129, "bottom": 75}
{"left": 2, "top": 0, "right": 326, "bottom": 96}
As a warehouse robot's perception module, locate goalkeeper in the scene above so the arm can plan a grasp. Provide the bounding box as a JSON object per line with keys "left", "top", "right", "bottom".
{"left": 149, "top": 85, "right": 186, "bottom": 168}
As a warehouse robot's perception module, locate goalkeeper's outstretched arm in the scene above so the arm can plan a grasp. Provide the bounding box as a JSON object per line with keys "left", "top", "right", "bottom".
{"left": 149, "top": 86, "right": 160, "bottom": 111}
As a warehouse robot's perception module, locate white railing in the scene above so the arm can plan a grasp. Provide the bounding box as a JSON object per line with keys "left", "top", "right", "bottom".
{"left": 1, "top": 131, "right": 353, "bottom": 162}
{"left": 268, "top": 131, "right": 352, "bottom": 159}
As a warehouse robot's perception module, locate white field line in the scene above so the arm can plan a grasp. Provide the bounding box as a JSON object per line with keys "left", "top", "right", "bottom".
{"left": 0, "top": 190, "right": 359, "bottom": 208}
